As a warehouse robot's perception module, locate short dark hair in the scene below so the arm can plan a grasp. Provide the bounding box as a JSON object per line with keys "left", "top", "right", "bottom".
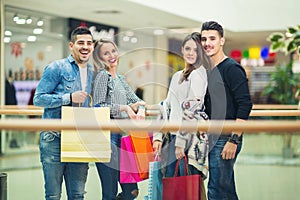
{"left": 70, "top": 26, "right": 93, "bottom": 43}
{"left": 201, "top": 21, "right": 224, "bottom": 37}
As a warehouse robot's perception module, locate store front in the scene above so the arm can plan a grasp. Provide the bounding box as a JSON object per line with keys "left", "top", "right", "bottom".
{"left": 0, "top": 6, "right": 120, "bottom": 155}
{"left": 1, "top": 6, "right": 67, "bottom": 154}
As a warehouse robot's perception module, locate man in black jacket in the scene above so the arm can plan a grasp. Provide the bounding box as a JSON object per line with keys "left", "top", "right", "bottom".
{"left": 201, "top": 21, "right": 253, "bottom": 200}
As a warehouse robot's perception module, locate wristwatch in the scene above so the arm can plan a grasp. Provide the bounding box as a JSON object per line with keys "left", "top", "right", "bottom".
{"left": 228, "top": 133, "right": 241, "bottom": 145}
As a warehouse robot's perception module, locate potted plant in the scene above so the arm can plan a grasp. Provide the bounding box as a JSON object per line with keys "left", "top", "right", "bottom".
{"left": 263, "top": 25, "right": 300, "bottom": 158}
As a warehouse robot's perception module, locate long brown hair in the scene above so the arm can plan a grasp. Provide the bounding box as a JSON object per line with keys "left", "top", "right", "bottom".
{"left": 179, "top": 32, "right": 212, "bottom": 84}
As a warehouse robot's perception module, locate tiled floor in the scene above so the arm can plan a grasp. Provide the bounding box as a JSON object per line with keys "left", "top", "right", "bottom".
{"left": 1, "top": 134, "right": 300, "bottom": 200}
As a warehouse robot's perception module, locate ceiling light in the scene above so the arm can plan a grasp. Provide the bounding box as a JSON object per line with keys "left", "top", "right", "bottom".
{"left": 4, "top": 37, "right": 11, "bottom": 43}
{"left": 16, "top": 18, "right": 26, "bottom": 24}
{"left": 5, "top": 30, "right": 12, "bottom": 36}
{"left": 153, "top": 29, "right": 164, "bottom": 35}
{"left": 37, "top": 18, "right": 44, "bottom": 26}
{"left": 33, "top": 28, "right": 43, "bottom": 34}
{"left": 26, "top": 16, "right": 32, "bottom": 24}
{"left": 27, "top": 36, "right": 37, "bottom": 42}
{"left": 123, "top": 36, "right": 130, "bottom": 42}
{"left": 13, "top": 14, "right": 18, "bottom": 22}
{"left": 131, "top": 37, "right": 138, "bottom": 43}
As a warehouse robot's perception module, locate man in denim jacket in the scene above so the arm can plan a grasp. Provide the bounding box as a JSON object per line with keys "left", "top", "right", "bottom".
{"left": 34, "top": 26, "right": 94, "bottom": 200}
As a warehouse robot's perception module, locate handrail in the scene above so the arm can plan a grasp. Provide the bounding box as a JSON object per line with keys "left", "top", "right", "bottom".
{"left": 0, "top": 109, "right": 43, "bottom": 115}
{"left": 252, "top": 104, "right": 299, "bottom": 110}
{"left": 0, "top": 104, "right": 299, "bottom": 117}
{"left": 250, "top": 110, "right": 300, "bottom": 117}
{"left": 0, "top": 119, "right": 299, "bottom": 133}
{"left": 1, "top": 109, "right": 300, "bottom": 117}
{"left": 0, "top": 105, "right": 42, "bottom": 109}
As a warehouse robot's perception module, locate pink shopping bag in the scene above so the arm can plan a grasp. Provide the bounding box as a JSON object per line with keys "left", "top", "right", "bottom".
{"left": 120, "top": 135, "right": 146, "bottom": 183}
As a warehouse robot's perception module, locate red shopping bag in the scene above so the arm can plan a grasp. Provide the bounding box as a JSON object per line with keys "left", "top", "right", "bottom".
{"left": 129, "top": 131, "right": 154, "bottom": 179}
{"left": 162, "top": 157, "right": 202, "bottom": 200}
{"left": 120, "top": 135, "right": 146, "bottom": 183}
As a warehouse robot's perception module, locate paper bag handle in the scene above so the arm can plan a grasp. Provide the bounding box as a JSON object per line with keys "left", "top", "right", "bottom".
{"left": 78, "top": 94, "right": 93, "bottom": 107}
{"left": 174, "top": 156, "right": 188, "bottom": 177}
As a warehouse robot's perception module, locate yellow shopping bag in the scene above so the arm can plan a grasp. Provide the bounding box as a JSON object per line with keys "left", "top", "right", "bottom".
{"left": 61, "top": 105, "right": 111, "bottom": 162}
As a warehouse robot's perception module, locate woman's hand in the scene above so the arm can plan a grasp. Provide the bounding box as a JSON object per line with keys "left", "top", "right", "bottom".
{"left": 153, "top": 140, "right": 162, "bottom": 155}
{"left": 136, "top": 108, "right": 145, "bottom": 120}
{"left": 175, "top": 147, "right": 185, "bottom": 160}
{"left": 126, "top": 106, "right": 138, "bottom": 119}
{"left": 121, "top": 105, "right": 137, "bottom": 119}
{"left": 130, "top": 101, "right": 146, "bottom": 112}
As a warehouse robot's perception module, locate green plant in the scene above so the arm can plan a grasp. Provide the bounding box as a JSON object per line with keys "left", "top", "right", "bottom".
{"left": 263, "top": 62, "right": 298, "bottom": 104}
{"left": 263, "top": 26, "right": 300, "bottom": 158}
{"left": 264, "top": 25, "right": 300, "bottom": 104}
{"left": 268, "top": 25, "right": 300, "bottom": 55}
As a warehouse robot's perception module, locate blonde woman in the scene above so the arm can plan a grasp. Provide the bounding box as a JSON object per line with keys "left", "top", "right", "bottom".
{"left": 92, "top": 39, "right": 145, "bottom": 200}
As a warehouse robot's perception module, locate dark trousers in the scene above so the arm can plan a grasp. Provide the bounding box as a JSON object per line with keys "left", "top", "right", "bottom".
{"left": 96, "top": 133, "right": 138, "bottom": 200}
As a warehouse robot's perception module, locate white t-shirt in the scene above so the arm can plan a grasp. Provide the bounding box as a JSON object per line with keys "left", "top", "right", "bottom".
{"left": 79, "top": 67, "right": 87, "bottom": 91}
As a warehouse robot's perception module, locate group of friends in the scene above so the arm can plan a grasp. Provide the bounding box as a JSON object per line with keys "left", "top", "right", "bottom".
{"left": 33, "top": 20, "right": 253, "bottom": 200}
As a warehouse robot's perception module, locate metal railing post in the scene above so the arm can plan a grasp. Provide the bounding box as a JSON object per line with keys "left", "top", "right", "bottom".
{"left": 0, "top": 173, "right": 7, "bottom": 200}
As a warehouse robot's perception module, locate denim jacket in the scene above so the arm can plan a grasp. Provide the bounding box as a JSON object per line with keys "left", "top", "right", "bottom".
{"left": 34, "top": 54, "right": 94, "bottom": 120}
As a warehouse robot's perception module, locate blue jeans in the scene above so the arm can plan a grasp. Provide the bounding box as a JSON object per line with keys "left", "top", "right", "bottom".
{"left": 208, "top": 136, "right": 242, "bottom": 200}
{"left": 96, "top": 133, "right": 138, "bottom": 200}
{"left": 39, "top": 131, "right": 89, "bottom": 200}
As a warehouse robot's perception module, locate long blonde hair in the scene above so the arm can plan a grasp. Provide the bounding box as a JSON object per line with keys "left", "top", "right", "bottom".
{"left": 93, "top": 38, "right": 118, "bottom": 72}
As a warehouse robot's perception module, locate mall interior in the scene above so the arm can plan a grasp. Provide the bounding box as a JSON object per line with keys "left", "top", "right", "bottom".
{"left": 0, "top": 0, "right": 300, "bottom": 199}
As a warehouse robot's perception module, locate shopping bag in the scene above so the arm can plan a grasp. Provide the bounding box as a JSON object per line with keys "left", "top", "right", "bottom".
{"left": 120, "top": 135, "right": 146, "bottom": 183}
{"left": 144, "top": 154, "right": 163, "bottom": 200}
{"left": 129, "top": 131, "right": 154, "bottom": 179}
{"left": 61, "top": 105, "right": 111, "bottom": 162}
{"left": 162, "top": 157, "right": 202, "bottom": 200}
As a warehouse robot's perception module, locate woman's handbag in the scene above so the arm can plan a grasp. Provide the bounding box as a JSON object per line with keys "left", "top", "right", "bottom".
{"left": 120, "top": 135, "right": 146, "bottom": 183}
{"left": 162, "top": 157, "right": 203, "bottom": 200}
{"left": 61, "top": 95, "right": 111, "bottom": 162}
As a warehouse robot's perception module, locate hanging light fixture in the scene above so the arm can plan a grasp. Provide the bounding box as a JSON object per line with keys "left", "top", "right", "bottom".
{"left": 26, "top": 16, "right": 32, "bottom": 24}
{"left": 33, "top": 28, "right": 43, "bottom": 34}
{"left": 13, "top": 14, "right": 19, "bottom": 22}
{"left": 37, "top": 18, "right": 44, "bottom": 26}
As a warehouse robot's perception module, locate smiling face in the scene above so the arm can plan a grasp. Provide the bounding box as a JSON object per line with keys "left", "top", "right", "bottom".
{"left": 99, "top": 42, "right": 119, "bottom": 68}
{"left": 200, "top": 29, "right": 225, "bottom": 59}
{"left": 182, "top": 39, "right": 198, "bottom": 66}
{"left": 69, "top": 34, "right": 94, "bottom": 65}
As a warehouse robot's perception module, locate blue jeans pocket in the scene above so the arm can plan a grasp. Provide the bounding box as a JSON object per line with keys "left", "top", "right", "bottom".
{"left": 41, "top": 131, "right": 56, "bottom": 142}
{"left": 40, "top": 131, "right": 61, "bottom": 163}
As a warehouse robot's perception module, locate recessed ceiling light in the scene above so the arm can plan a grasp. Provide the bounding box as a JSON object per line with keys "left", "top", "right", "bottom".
{"left": 131, "top": 37, "right": 138, "bottom": 43}
{"left": 16, "top": 18, "right": 26, "bottom": 24}
{"left": 4, "top": 37, "right": 11, "bottom": 43}
{"left": 27, "top": 36, "right": 37, "bottom": 42}
{"left": 33, "top": 28, "right": 43, "bottom": 34}
{"left": 153, "top": 29, "right": 164, "bottom": 35}
{"left": 37, "top": 19, "right": 44, "bottom": 26}
{"left": 13, "top": 14, "right": 18, "bottom": 22}
{"left": 123, "top": 36, "right": 130, "bottom": 42}
{"left": 5, "top": 30, "right": 12, "bottom": 36}
{"left": 26, "top": 17, "right": 32, "bottom": 24}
